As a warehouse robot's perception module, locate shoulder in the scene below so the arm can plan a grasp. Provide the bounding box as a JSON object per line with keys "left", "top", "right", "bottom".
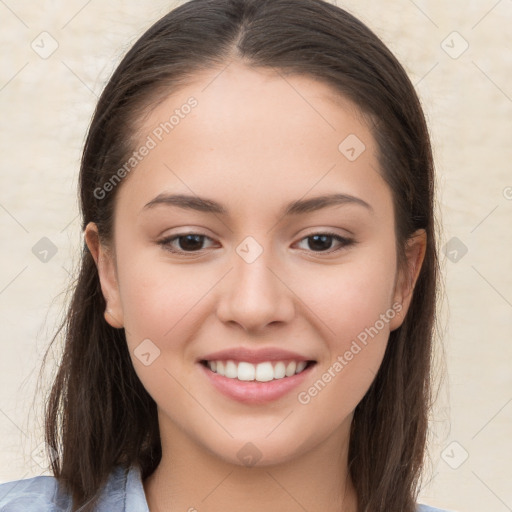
{"left": 0, "top": 472, "right": 71, "bottom": 511}
{"left": 0, "top": 465, "right": 148, "bottom": 511}
{"left": 0, "top": 473, "right": 454, "bottom": 512}
{"left": 417, "top": 503, "right": 457, "bottom": 512}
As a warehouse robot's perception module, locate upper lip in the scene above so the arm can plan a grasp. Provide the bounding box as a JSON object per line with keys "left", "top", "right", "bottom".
{"left": 198, "top": 347, "right": 315, "bottom": 365}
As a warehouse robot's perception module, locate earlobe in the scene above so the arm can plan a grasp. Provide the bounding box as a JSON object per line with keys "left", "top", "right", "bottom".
{"left": 389, "top": 228, "right": 427, "bottom": 331}
{"left": 84, "top": 222, "right": 124, "bottom": 329}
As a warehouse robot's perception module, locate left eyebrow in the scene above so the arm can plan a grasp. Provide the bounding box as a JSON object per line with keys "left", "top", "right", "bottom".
{"left": 142, "top": 192, "right": 374, "bottom": 216}
{"left": 284, "top": 193, "right": 374, "bottom": 216}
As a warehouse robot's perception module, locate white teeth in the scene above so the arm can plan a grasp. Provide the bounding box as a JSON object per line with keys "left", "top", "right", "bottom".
{"left": 273, "top": 361, "right": 286, "bottom": 379}
{"left": 255, "top": 362, "right": 274, "bottom": 382}
{"left": 225, "top": 360, "right": 238, "bottom": 378}
{"left": 285, "top": 361, "right": 296, "bottom": 377}
{"left": 205, "top": 359, "right": 311, "bottom": 381}
{"left": 216, "top": 361, "right": 225, "bottom": 376}
{"left": 238, "top": 362, "right": 255, "bottom": 381}
{"left": 296, "top": 361, "right": 307, "bottom": 373}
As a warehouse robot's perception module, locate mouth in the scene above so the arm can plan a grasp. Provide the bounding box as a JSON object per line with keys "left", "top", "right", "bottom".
{"left": 199, "top": 359, "right": 317, "bottom": 382}
{"left": 197, "top": 358, "right": 317, "bottom": 404}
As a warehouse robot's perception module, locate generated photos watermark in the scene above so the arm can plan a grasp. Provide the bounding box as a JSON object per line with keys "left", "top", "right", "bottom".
{"left": 93, "top": 96, "right": 198, "bottom": 200}
{"left": 297, "top": 301, "right": 402, "bottom": 405}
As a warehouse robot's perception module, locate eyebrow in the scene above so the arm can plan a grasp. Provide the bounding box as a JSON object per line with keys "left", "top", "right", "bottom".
{"left": 142, "top": 192, "right": 374, "bottom": 216}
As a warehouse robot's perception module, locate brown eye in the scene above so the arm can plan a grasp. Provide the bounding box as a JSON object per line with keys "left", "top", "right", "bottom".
{"left": 296, "top": 233, "right": 354, "bottom": 253}
{"left": 158, "top": 233, "right": 215, "bottom": 254}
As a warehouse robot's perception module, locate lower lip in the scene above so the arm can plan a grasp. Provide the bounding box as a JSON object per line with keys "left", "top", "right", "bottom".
{"left": 198, "top": 362, "right": 316, "bottom": 404}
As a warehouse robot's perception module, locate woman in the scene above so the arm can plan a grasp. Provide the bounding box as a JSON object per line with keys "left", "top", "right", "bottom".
{"left": 0, "top": 0, "right": 450, "bottom": 510}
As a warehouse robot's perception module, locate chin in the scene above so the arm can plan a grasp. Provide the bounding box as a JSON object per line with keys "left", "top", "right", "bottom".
{"left": 204, "top": 433, "right": 312, "bottom": 469}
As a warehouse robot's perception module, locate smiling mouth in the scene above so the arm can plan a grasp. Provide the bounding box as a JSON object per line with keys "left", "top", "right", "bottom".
{"left": 199, "top": 359, "right": 316, "bottom": 382}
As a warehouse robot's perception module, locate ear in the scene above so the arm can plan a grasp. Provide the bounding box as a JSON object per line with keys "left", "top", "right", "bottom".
{"left": 84, "top": 222, "right": 124, "bottom": 329}
{"left": 389, "top": 228, "right": 427, "bottom": 331}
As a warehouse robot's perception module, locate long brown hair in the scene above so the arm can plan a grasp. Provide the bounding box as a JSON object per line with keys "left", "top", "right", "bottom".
{"left": 39, "top": 1, "right": 440, "bottom": 510}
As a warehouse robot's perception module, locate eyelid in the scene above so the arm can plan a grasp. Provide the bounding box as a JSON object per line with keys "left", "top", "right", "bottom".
{"left": 157, "top": 230, "right": 355, "bottom": 256}
{"left": 157, "top": 232, "right": 217, "bottom": 254}
{"left": 293, "top": 231, "right": 355, "bottom": 253}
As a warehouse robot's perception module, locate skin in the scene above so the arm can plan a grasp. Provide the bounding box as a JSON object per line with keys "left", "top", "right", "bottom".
{"left": 85, "top": 60, "right": 426, "bottom": 512}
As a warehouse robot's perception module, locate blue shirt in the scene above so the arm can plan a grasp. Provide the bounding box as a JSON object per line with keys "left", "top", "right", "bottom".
{"left": 0, "top": 464, "right": 453, "bottom": 511}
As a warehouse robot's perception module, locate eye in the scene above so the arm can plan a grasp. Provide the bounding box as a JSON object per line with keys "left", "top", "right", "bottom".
{"left": 158, "top": 233, "right": 216, "bottom": 254}
{"left": 157, "top": 231, "right": 355, "bottom": 256}
{"left": 295, "top": 232, "right": 354, "bottom": 253}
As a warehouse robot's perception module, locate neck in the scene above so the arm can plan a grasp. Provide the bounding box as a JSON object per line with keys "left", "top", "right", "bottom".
{"left": 143, "top": 410, "right": 358, "bottom": 512}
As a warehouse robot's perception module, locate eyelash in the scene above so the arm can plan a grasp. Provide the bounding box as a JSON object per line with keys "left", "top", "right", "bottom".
{"left": 157, "top": 231, "right": 355, "bottom": 256}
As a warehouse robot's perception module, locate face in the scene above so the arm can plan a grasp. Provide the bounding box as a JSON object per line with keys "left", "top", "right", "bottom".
{"left": 86, "top": 61, "right": 425, "bottom": 467}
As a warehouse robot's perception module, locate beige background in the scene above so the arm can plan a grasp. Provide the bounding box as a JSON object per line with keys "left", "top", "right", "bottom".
{"left": 0, "top": 1, "right": 511, "bottom": 511}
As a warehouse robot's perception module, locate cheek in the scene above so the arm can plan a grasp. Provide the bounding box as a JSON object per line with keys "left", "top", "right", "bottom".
{"left": 295, "top": 334, "right": 387, "bottom": 442}
{"left": 116, "top": 246, "right": 215, "bottom": 341}
{"left": 115, "top": 254, "right": 210, "bottom": 411}
{"left": 297, "top": 247, "right": 398, "bottom": 344}
{"left": 291, "top": 244, "right": 397, "bottom": 416}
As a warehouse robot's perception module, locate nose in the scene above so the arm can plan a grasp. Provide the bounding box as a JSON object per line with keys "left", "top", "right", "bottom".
{"left": 216, "top": 241, "right": 296, "bottom": 333}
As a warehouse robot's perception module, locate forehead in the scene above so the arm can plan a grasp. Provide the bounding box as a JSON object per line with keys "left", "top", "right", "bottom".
{"left": 117, "top": 61, "right": 390, "bottom": 220}
{"left": 136, "top": 60, "right": 372, "bottom": 152}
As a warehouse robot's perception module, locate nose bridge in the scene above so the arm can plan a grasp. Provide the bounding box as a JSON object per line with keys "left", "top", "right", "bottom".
{"left": 216, "top": 235, "right": 295, "bottom": 331}
{"left": 234, "top": 235, "right": 275, "bottom": 289}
